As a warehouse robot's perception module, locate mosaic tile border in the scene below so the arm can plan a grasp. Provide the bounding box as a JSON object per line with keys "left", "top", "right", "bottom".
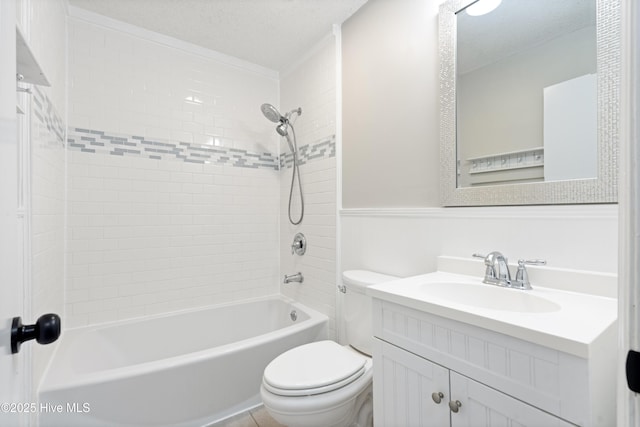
{"left": 32, "top": 86, "right": 66, "bottom": 146}
{"left": 67, "top": 127, "right": 336, "bottom": 171}
{"left": 67, "top": 127, "right": 280, "bottom": 170}
{"left": 280, "top": 135, "right": 336, "bottom": 169}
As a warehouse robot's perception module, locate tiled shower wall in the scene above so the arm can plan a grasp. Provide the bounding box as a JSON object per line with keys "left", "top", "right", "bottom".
{"left": 66, "top": 11, "right": 281, "bottom": 327}
{"left": 30, "top": 86, "right": 65, "bottom": 391}
{"left": 279, "top": 35, "right": 338, "bottom": 338}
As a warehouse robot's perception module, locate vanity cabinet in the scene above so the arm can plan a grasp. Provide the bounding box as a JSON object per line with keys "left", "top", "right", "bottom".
{"left": 371, "top": 299, "right": 615, "bottom": 427}
{"left": 374, "top": 338, "right": 449, "bottom": 427}
{"left": 374, "top": 339, "right": 574, "bottom": 427}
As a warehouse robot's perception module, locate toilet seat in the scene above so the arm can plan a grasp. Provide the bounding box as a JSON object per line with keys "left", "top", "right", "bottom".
{"left": 263, "top": 340, "right": 367, "bottom": 397}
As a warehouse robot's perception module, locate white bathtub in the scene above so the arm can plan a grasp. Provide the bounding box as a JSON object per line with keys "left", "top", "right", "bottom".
{"left": 39, "top": 296, "right": 328, "bottom": 427}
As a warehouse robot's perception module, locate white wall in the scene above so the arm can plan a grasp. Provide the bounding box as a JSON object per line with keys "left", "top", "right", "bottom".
{"left": 341, "top": 0, "right": 441, "bottom": 207}
{"left": 339, "top": 0, "right": 618, "bottom": 294}
{"left": 18, "top": 0, "right": 67, "bottom": 113}
{"left": 280, "top": 34, "right": 338, "bottom": 338}
{"left": 66, "top": 10, "right": 281, "bottom": 327}
{"left": 341, "top": 205, "right": 618, "bottom": 279}
{"left": 0, "top": 0, "right": 24, "bottom": 418}
{"left": 17, "top": 0, "right": 67, "bottom": 402}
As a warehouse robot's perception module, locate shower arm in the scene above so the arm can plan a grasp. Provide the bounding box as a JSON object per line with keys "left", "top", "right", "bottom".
{"left": 284, "top": 108, "right": 302, "bottom": 123}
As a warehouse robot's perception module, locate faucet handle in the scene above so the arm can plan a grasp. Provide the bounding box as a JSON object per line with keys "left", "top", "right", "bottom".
{"left": 472, "top": 253, "right": 495, "bottom": 266}
{"left": 291, "top": 233, "right": 306, "bottom": 256}
{"left": 472, "top": 252, "right": 508, "bottom": 267}
{"left": 516, "top": 259, "right": 547, "bottom": 277}
{"left": 518, "top": 259, "right": 546, "bottom": 266}
{"left": 472, "top": 253, "right": 492, "bottom": 274}
{"left": 513, "top": 259, "right": 547, "bottom": 290}
{"left": 473, "top": 253, "right": 499, "bottom": 283}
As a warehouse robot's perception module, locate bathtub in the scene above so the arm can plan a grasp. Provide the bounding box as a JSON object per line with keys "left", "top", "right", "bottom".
{"left": 39, "top": 296, "right": 328, "bottom": 427}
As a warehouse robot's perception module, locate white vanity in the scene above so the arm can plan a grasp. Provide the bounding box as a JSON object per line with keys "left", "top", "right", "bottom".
{"left": 368, "top": 256, "right": 617, "bottom": 426}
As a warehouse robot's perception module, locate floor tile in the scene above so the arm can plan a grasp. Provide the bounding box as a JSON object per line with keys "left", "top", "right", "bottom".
{"left": 250, "top": 406, "right": 286, "bottom": 427}
{"left": 211, "top": 412, "right": 258, "bottom": 427}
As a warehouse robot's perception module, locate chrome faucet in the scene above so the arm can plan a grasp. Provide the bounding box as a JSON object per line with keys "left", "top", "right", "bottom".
{"left": 473, "top": 252, "right": 511, "bottom": 286}
{"left": 473, "top": 253, "right": 546, "bottom": 290}
{"left": 283, "top": 272, "right": 304, "bottom": 284}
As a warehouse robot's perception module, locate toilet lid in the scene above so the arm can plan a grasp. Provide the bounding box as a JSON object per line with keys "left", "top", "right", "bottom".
{"left": 263, "top": 340, "right": 367, "bottom": 397}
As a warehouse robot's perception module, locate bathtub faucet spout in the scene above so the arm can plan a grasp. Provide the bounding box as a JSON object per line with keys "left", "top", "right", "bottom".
{"left": 284, "top": 272, "right": 304, "bottom": 284}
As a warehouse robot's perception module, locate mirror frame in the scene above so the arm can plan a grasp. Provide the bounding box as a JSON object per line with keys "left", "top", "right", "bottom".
{"left": 439, "top": 0, "right": 620, "bottom": 206}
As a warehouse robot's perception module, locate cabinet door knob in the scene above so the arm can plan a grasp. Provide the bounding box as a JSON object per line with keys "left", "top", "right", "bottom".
{"left": 448, "top": 400, "right": 462, "bottom": 413}
{"left": 431, "top": 392, "right": 444, "bottom": 404}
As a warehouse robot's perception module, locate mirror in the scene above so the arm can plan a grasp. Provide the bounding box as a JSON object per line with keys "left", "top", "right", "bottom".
{"left": 439, "top": 0, "right": 620, "bottom": 206}
{"left": 457, "top": 0, "right": 597, "bottom": 187}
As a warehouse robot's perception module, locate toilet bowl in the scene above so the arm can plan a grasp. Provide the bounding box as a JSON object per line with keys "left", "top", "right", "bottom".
{"left": 261, "top": 340, "right": 372, "bottom": 427}
{"left": 260, "top": 270, "right": 398, "bottom": 427}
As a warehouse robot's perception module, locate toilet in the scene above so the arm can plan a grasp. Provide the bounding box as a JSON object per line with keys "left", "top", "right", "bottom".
{"left": 260, "top": 270, "right": 398, "bottom": 427}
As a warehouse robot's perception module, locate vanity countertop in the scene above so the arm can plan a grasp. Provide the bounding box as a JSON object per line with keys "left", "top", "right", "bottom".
{"left": 367, "top": 258, "right": 617, "bottom": 358}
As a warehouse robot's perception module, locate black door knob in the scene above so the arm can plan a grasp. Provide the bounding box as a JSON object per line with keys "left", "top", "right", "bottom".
{"left": 11, "top": 313, "right": 61, "bottom": 354}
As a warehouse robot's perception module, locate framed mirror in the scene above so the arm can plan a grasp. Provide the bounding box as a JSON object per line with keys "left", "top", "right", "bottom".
{"left": 439, "top": 0, "right": 620, "bottom": 206}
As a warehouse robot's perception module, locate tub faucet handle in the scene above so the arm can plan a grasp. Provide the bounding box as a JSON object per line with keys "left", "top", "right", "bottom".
{"left": 291, "top": 233, "right": 306, "bottom": 256}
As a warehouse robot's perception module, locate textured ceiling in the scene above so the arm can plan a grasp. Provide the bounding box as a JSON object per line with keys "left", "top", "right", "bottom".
{"left": 68, "top": 0, "right": 368, "bottom": 71}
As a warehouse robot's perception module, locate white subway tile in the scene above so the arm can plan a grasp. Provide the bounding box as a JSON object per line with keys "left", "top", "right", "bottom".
{"left": 170, "top": 130, "right": 194, "bottom": 143}
{"left": 65, "top": 17, "right": 323, "bottom": 328}
{"left": 88, "top": 310, "right": 119, "bottom": 325}
{"left": 117, "top": 280, "right": 147, "bottom": 298}
{"left": 87, "top": 238, "right": 119, "bottom": 252}
{"left": 73, "top": 299, "right": 105, "bottom": 315}
{"left": 89, "top": 286, "right": 119, "bottom": 300}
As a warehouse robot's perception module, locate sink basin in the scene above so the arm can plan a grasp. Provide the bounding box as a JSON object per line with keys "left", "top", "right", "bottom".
{"left": 367, "top": 261, "right": 618, "bottom": 357}
{"left": 420, "top": 281, "right": 562, "bottom": 313}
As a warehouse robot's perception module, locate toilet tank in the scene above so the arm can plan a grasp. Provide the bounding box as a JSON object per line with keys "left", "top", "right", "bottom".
{"left": 342, "top": 270, "right": 398, "bottom": 356}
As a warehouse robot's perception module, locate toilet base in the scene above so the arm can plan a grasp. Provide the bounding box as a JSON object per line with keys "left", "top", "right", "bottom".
{"left": 261, "top": 384, "right": 372, "bottom": 427}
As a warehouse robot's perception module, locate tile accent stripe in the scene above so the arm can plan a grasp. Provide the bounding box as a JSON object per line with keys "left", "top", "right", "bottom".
{"left": 67, "top": 127, "right": 336, "bottom": 171}
{"left": 67, "top": 127, "right": 280, "bottom": 170}
{"left": 32, "top": 86, "right": 65, "bottom": 146}
{"left": 280, "top": 135, "right": 336, "bottom": 169}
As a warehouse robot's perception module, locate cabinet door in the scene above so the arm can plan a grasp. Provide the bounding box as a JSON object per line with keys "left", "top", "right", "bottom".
{"left": 449, "top": 372, "right": 575, "bottom": 427}
{"left": 373, "top": 339, "right": 450, "bottom": 427}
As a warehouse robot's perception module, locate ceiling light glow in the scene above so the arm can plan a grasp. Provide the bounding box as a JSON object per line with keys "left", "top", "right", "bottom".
{"left": 466, "top": 0, "right": 502, "bottom": 16}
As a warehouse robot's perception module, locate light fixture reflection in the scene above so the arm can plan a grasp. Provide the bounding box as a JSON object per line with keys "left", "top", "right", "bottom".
{"left": 184, "top": 95, "right": 203, "bottom": 104}
{"left": 466, "top": 0, "right": 502, "bottom": 16}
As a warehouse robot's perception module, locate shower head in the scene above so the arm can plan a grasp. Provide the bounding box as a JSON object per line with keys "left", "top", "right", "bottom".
{"left": 276, "top": 122, "right": 288, "bottom": 137}
{"left": 262, "top": 103, "right": 301, "bottom": 152}
{"left": 263, "top": 103, "right": 289, "bottom": 137}
{"left": 261, "top": 104, "right": 303, "bottom": 124}
{"left": 261, "top": 103, "right": 284, "bottom": 123}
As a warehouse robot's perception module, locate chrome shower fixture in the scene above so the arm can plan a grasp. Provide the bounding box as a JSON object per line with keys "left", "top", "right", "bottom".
{"left": 261, "top": 103, "right": 283, "bottom": 123}
{"left": 276, "top": 122, "right": 288, "bottom": 137}
{"left": 283, "top": 272, "right": 304, "bottom": 284}
{"left": 260, "top": 103, "right": 302, "bottom": 126}
{"left": 261, "top": 102, "right": 305, "bottom": 225}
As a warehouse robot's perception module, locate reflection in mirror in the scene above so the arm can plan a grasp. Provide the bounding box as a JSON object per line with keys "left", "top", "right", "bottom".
{"left": 439, "top": 0, "right": 619, "bottom": 206}
{"left": 456, "top": 0, "right": 597, "bottom": 188}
